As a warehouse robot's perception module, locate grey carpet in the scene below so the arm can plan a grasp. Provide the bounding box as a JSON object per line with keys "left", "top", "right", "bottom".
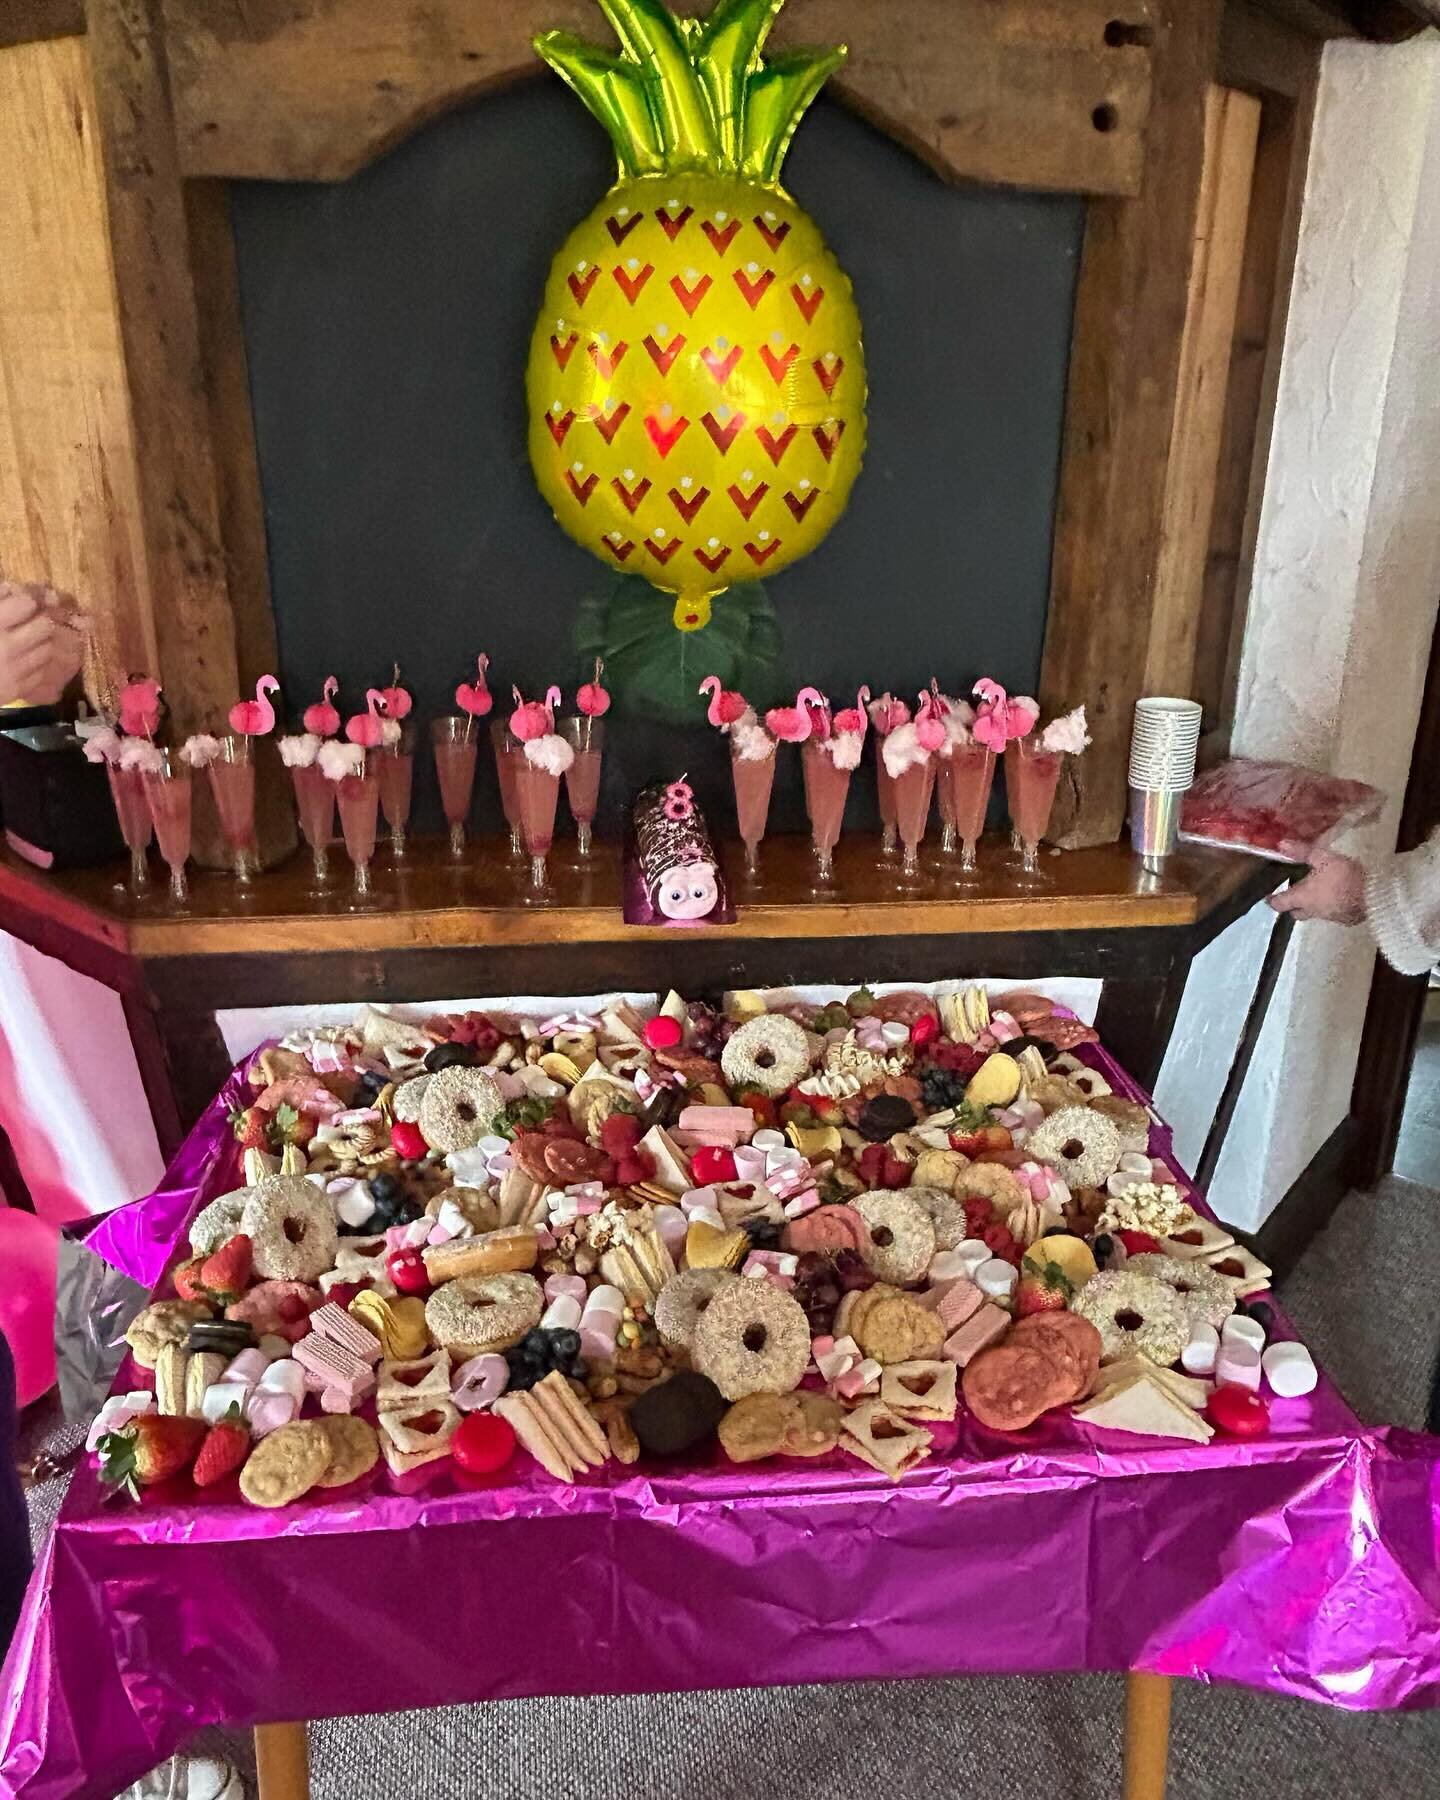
{"left": 19, "top": 1179, "right": 1440, "bottom": 1799}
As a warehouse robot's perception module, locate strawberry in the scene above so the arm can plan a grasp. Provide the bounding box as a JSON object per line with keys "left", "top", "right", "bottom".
{"left": 390, "top": 1120, "right": 427, "bottom": 1161}
{"left": 272, "top": 1103, "right": 316, "bottom": 1149}
{"left": 733, "top": 1089, "right": 777, "bottom": 1129}
{"left": 600, "top": 1111, "right": 643, "bottom": 1154}
{"left": 1014, "top": 1260, "right": 1074, "bottom": 1317}
{"left": 229, "top": 1105, "right": 269, "bottom": 1151}
{"left": 172, "top": 1258, "right": 209, "bottom": 1303}
{"left": 98, "top": 1415, "right": 205, "bottom": 1498}
{"left": 199, "top": 1234, "right": 252, "bottom": 1301}
{"left": 192, "top": 1408, "right": 250, "bottom": 1489}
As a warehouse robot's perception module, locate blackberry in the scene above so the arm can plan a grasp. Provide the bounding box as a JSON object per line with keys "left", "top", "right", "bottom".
{"left": 920, "top": 1066, "right": 966, "bottom": 1112}
{"left": 744, "top": 1218, "right": 782, "bottom": 1250}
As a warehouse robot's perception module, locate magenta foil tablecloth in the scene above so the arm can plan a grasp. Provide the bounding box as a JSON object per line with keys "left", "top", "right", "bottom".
{"left": 3, "top": 1045, "right": 1438, "bottom": 1800}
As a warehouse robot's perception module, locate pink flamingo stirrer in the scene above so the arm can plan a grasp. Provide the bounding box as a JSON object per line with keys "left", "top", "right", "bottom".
{"left": 699, "top": 675, "right": 748, "bottom": 727}
{"left": 228, "top": 675, "right": 279, "bottom": 738}
{"left": 303, "top": 676, "right": 341, "bottom": 738}
{"left": 455, "top": 654, "right": 493, "bottom": 741}
{"left": 765, "top": 685, "right": 825, "bottom": 743}
{"left": 345, "top": 689, "right": 388, "bottom": 748}
{"left": 118, "top": 677, "right": 162, "bottom": 739}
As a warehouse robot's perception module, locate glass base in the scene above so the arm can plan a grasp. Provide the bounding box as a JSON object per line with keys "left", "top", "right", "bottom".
{"left": 388, "top": 828, "right": 409, "bottom": 859}
{"left": 810, "top": 848, "right": 837, "bottom": 894}
{"left": 447, "top": 823, "right": 467, "bottom": 859}
{"left": 520, "top": 852, "right": 555, "bottom": 904}
{"left": 893, "top": 845, "right": 929, "bottom": 891}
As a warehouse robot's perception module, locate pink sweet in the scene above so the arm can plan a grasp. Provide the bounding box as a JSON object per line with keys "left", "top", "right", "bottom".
{"left": 303, "top": 677, "right": 341, "bottom": 738}
{"left": 228, "top": 675, "right": 280, "bottom": 738}
{"left": 455, "top": 653, "right": 493, "bottom": 718}
{"left": 451, "top": 1352, "right": 509, "bottom": 1412}
{"left": 930, "top": 1277, "right": 984, "bottom": 1331}
{"left": 831, "top": 686, "right": 871, "bottom": 737}
{"left": 246, "top": 1390, "right": 300, "bottom": 1437}
{"left": 943, "top": 1303, "right": 1010, "bottom": 1366}
{"left": 835, "top": 1362, "right": 880, "bottom": 1400}
{"left": 973, "top": 679, "right": 1040, "bottom": 752}
{"left": 782, "top": 1189, "right": 819, "bottom": 1219}
{"left": 576, "top": 656, "right": 611, "bottom": 717}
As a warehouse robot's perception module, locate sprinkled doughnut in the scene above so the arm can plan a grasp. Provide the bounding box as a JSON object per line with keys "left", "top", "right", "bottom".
{"left": 853, "top": 1191, "right": 935, "bottom": 1285}
{"left": 720, "top": 1014, "right": 812, "bottom": 1097}
{"left": 418, "top": 1065, "right": 504, "bottom": 1153}
{"left": 240, "top": 1175, "right": 338, "bottom": 1282}
{"left": 391, "top": 1074, "right": 432, "bottom": 1124}
{"left": 1087, "top": 1094, "right": 1152, "bottom": 1153}
{"left": 1071, "top": 1270, "right": 1187, "bottom": 1366}
{"left": 1026, "top": 1105, "right": 1123, "bottom": 1192}
{"left": 653, "top": 1269, "right": 737, "bottom": 1350}
{"left": 692, "top": 1277, "right": 811, "bottom": 1400}
{"left": 189, "top": 1189, "right": 249, "bottom": 1256}
{"left": 905, "top": 1185, "right": 969, "bottom": 1252}
{"left": 1125, "top": 1252, "right": 1235, "bottom": 1332}
{"left": 424, "top": 1271, "right": 543, "bottom": 1356}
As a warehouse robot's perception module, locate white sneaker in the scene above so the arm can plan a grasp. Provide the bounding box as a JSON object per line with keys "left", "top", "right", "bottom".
{"left": 117, "top": 1756, "right": 243, "bottom": 1800}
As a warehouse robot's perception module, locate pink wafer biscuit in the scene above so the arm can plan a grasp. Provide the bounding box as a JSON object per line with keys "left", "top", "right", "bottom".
{"left": 308, "top": 1302, "right": 383, "bottom": 1364}
{"left": 293, "top": 1334, "right": 372, "bottom": 1393}
{"left": 928, "top": 1277, "right": 984, "bottom": 1332}
{"left": 943, "top": 1303, "right": 1010, "bottom": 1367}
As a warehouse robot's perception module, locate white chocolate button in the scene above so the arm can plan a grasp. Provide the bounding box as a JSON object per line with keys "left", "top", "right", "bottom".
{"left": 1180, "top": 1322, "right": 1218, "bottom": 1376}
{"left": 1263, "top": 1341, "right": 1317, "bottom": 1398}
{"left": 1214, "top": 1340, "right": 1261, "bottom": 1391}
{"left": 976, "top": 1257, "right": 1018, "bottom": 1299}
{"left": 1221, "top": 1314, "right": 1266, "bottom": 1353}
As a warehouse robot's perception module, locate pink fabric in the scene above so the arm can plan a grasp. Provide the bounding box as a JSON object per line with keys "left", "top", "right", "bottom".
{"left": 1, "top": 1043, "right": 1438, "bottom": 1800}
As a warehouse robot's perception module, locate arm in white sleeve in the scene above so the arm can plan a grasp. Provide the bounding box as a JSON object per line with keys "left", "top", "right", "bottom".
{"left": 1364, "top": 829, "right": 1440, "bottom": 976}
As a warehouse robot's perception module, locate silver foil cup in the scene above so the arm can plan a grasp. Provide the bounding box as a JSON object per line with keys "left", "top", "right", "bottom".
{"left": 1129, "top": 785, "right": 1184, "bottom": 871}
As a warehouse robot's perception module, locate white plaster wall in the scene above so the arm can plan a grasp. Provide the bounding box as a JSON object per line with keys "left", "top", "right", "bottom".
{"left": 1157, "top": 35, "right": 1440, "bottom": 1230}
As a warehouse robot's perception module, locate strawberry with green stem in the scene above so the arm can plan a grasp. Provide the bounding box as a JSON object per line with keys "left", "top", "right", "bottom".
{"left": 98, "top": 1415, "right": 206, "bottom": 1499}
{"left": 193, "top": 1407, "right": 251, "bottom": 1489}
{"left": 1014, "top": 1258, "right": 1075, "bottom": 1317}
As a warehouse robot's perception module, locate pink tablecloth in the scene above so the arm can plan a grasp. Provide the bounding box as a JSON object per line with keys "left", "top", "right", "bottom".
{"left": 2, "top": 1046, "right": 1438, "bottom": 1800}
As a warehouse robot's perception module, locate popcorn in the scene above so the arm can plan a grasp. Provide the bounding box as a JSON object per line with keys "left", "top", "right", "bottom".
{"left": 1098, "top": 1180, "right": 1192, "bottom": 1237}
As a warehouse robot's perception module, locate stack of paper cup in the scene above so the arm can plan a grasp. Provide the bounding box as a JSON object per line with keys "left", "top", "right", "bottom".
{"left": 1129, "top": 698, "right": 1202, "bottom": 869}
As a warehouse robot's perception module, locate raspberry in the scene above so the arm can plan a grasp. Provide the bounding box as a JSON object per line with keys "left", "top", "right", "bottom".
{"left": 982, "top": 1224, "right": 1014, "bottom": 1254}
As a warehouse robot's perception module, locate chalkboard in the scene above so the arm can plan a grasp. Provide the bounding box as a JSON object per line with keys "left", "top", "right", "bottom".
{"left": 231, "top": 84, "right": 1083, "bottom": 838}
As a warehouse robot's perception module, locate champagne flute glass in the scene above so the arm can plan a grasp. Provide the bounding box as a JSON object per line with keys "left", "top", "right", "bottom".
{"left": 106, "top": 762, "right": 153, "bottom": 896}
{"left": 801, "top": 739, "right": 852, "bottom": 890}
{"left": 207, "top": 734, "right": 258, "bottom": 883}
{"left": 515, "top": 752, "right": 562, "bottom": 901}
{"left": 1005, "top": 736, "right": 1064, "bottom": 885}
{"left": 335, "top": 754, "right": 381, "bottom": 903}
{"left": 141, "top": 753, "right": 192, "bottom": 906}
{"left": 891, "top": 756, "right": 937, "bottom": 889}
{"left": 431, "top": 717, "right": 478, "bottom": 858}
{"left": 947, "top": 743, "right": 997, "bottom": 885}
{"left": 378, "top": 724, "right": 415, "bottom": 859}
{"left": 289, "top": 759, "right": 335, "bottom": 890}
{"left": 561, "top": 716, "right": 605, "bottom": 861}
{"left": 489, "top": 718, "right": 524, "bottom": 860}
{"left": 931, "top": 748, "right": 958, "bottom": 867}
{"left": 873, "top": 727, "right": 900, "bottom": 865}
{"left": 731, "top": 738, "right": 776, "bottom": 888}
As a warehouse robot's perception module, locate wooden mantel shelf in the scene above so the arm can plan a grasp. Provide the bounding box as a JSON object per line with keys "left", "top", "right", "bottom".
{"left": 0, "top": 834, "right": 1277, "bottom": 960}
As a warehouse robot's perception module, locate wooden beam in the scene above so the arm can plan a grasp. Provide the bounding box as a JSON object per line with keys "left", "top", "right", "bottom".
{"left": 162, "top": 0, "right": 1154, "bottom": 195}
{"left": 1144, "top": 84, "right": 1260, "bottom": 699}
{"left": 1219, "top": 1, "right": 1316, "bottom": 98}
{"left": 1040, "top": 0, "right": 1224, "bottom": 846}
{"left": 0, "top": 1, "right": 84, "bottom": 50}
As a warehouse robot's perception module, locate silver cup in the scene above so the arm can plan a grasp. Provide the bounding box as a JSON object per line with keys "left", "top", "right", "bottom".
{"left": 1129, "top": 784, "right": 1184, "bottom": 871}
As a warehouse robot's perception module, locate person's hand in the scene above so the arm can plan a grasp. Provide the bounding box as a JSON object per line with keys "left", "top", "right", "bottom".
{"left": 0, "top": 580, "right": 85, "bottom": 704}
{"left": 1268, "top": 846, "right": 1367, "bottom": 925}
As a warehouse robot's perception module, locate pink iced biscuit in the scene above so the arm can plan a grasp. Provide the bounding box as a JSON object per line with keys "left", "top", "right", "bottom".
{"left": 452, "top": 1352, "right": 510, "bottom": 1412}
{"left": 308, "top": 1303, "right": 383, "bottom": 1364}
{"left": 247, "top": 1389, "right": 300, "bottom": 1437}
{"left": 782, "top": 1190, "right": 819, "bottom": 1220}
{"left": 943, "top": 1303, "right": 1011, "bottom": 1367}
{"left": 928, "top": 1277, "right": 984, "bottom": 1332}
{"left": 834, "top": 1359, "right": 882, "bottom": 1400}
{"left": 545, "top": 1274, "right": 587, "bottom": 1306}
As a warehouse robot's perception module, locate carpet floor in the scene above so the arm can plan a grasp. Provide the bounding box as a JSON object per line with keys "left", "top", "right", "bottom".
{"left": 19, "top": 1177, "right": 1440, "bottom": 1799}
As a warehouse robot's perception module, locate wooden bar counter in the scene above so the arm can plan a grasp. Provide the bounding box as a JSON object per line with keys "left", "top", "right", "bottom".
{"left": 0, "top": 833, "right": 1283, "bottom": 1157}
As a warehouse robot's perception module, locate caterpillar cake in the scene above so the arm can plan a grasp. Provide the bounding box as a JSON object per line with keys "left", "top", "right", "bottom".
{"left": 99, "top": 983, "right": 1289, "bottom": 1507}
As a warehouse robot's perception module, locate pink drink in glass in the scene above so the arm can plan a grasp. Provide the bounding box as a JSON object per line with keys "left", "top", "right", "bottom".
{"left": 142, "top": 761, "right": 192, "bottom": 904}
{"left": 489, "top": 718, "right": 523, "bottom": 859}
{"left": 207, "top": 736, "right": 258, "bottom": 881}
{"left": 432, "top": 718, "right": 479, "bottom": 857}
{"left": 336, "top": 764, "right": 380, "bottom": 900}
{"left": 891, "top": 757, "right": 936, "bottom": 887}
{"left": 874, "top": 731, "right": 899, "bottom": 861}
{"left": 106, "top": 764, "right": 153, "bottom": 895}
{"left": 561, "top": 716, "right": 604, "bottom": 858}
{"left": 516, "top": 757, "right": 562, "bottom": 899}
{"left": 801, "top": 739, "right": 852, "bottom": 887}
{"left": 1005, "top": 737, "right": 1064, "bottom": 881}
{"left": 731, "top": 740, "right": 776, "bottom": 881}
{"left": 948, "top": 744, "right": 997, "bottom": 880}
{"left": 290, "top": 761, "right": 335, "bottom": 886}
{"left": 378, "top": 730, "right": 414, "bottom": 857}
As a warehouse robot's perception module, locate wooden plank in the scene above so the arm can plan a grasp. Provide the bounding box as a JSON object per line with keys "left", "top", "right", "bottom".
{"left": 0, "top": 35, "right": 156, "bottom": 697}
{"left": 163, "top": 0, "right": 1154, "bottom": 194}
{"left": 1219, "top": 0, "right": 1313, "bottom": 97}
{"left": 0, "top": 1, "right": 85, "bottom": 50}
{"left": 1039, "top": 0, "right": 1224, "bottom": 846}
{"left": 1144, "top": 84, "right": 1261, "bottom": 699}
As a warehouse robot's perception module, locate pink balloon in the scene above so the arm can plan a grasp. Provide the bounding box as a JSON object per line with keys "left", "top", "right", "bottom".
{"left": 0, "top": 1207, "right": 58, "bottom": 1407}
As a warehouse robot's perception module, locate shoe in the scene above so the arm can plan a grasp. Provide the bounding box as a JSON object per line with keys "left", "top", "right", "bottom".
{"left": 117, "top": 1756, "right": 243, "bottom": 1800}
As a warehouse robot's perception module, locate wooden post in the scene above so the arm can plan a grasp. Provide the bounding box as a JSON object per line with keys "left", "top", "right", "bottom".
{"left": 254, "top": 1722, "right": 311, "bottom": 1800}
{"left": 1123, "top": 1672, "right": 1172, "bottom": 1800}
{"left": 1041, "top": 0, "right": 1224, "bottom": 846}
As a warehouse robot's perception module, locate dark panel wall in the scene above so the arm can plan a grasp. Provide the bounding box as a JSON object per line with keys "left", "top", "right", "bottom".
{"left": 231, "top": 84, "right": 1082, "bottom": 836}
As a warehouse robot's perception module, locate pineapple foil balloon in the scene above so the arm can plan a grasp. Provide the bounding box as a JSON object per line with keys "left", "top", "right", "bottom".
{"left": 527, "top": 0, "right": 866, "bottom": 633}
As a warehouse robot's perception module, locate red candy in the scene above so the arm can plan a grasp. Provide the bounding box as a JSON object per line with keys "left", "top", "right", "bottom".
{"left": 643, "top": 1015, "right": 683, "bottom": 1050}
{"left": 452, "top": 1412, "right": 517, "bottom": 1476}
{"left": 690, "top": 1145, "right": 738, "bottom": 1184}
{"left": 910, "top": 1014, "right": 940, "bottom": 1050}
{"left": 385, "top": 1248, "right": 431, "bottom": 1297}
{"left": 1206, "top": 1384, "right": 1269, "bottom": 1438}
{"left": 390, "top": 1120, "right": 428, "bottom": 1161}
{"left": 1115, "top": 1230, "right": 1161, "bottom": 1255}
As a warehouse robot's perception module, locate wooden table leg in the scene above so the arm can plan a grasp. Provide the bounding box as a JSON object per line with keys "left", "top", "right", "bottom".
{"left": 1123, "top": 1672, "right": 1172, "bottom": 1800}
{"left": 254, "top": 1722, "right": 310, "bottom": 1800}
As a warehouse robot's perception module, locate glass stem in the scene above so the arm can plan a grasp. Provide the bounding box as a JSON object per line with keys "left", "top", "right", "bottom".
{"left": 744, "top": 841, "right": 759, "bottom": 876}
{"left": 449, "top": 822, "right": 466, "bottom": 858}
{"left": 881, "top": 824, "right": 897, "bottom": 856}
{"left": 939, "top": 822, "right": 957, "bottom": 855}
{"left": 960, "top": 841, "right": 977, "bottom": 874}
{"left": 312, "top": 846, "right": 329, "bottom": 884}
{"left": 168, "top": 866, "right": 188, "bottom": 904}
{"left": 530, "top": 854, "right": 548, "bottom": 891}
{"left": 1022, "top": 842, "right": 1039, "bottom": 876}
{"left": 509, "top": 824, "right": 523, "bottom": 859}
{"left": 815, "top": 848, "right": 833, "bottom": 884}
{"left": 390, "top": 827, "right": 406, "bottom": 857}
{"left": 902, "top": 844, "right": 919, "bottom": 879}
{"left": 234, "top": 847, "right": 256, "bottom": 885}
{"left": 354, "top": 860, "right": 372, "bottom": 899}
{"left": 577, "top": 823, "right": 592, "bottom": 857}
{"left": 128, "top": 848, "right": 150, "bottom": 894}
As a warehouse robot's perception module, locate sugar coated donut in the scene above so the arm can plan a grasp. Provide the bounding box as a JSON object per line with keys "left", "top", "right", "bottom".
{"left": 240, "top": 1176, "right": 338, "bottom": 1281}
{"left": 425, "top": 1272, "right": 543, "bottom": 1356}
{"left": 391, "top": 1074, "right": 432, "bottom": 1124}
{"left": 418, "top": 1065, "right": 504, "bottom": 1153}
{"left": 1125, "top": 1252, "right": 1235, "bottom": 1332}
{"left": 1071, "top": 1270, "right": 1187, "bottom": 1365}
{"left": 854, "top": 1191, "right": 935, "bottom": 1285}
{"left": 653, "top": 1268, "right": 737, "bottom": 1350}
{"left": 190, "top": 1189, "right": 249, "bottom": 1256}
{"left": 720, "top": 1014, "right": 812, "bottom": 1097}
{"left": 905, "top": 1186, "right": 968, "bottom": 1252}
{"left": 1026, "top": 1105, "right": 1123, "bottom": 1191}
{"left": 692, "top": 1277, "right": 811, "bottom": 1400}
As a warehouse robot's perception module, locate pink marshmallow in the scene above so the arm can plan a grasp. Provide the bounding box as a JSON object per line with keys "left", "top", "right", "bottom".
{"left": 545, "top": 1274, "right": 587, "bottom": 1305}
{"left": 246, "top": 1390, "right": 300, "bottom": 1437}
{"left": 782, "top": 1189, "right": 819, "bottom": 1220}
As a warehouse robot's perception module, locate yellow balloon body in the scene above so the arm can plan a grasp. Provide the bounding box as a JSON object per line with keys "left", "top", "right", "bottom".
{"left": 527, "top": 171, "right": 865, "bottom": 630}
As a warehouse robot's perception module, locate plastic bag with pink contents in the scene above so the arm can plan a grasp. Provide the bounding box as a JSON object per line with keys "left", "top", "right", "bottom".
{"left": 1179, "top": 757, "right": 1385, "bottom": 860}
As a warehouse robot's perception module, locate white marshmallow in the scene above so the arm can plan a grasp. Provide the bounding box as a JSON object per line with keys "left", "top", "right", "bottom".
{"left": 1180, "top": 1322, "right": 1219, "bottom": 1376}
{"left": 976, "top": 1257, "right": 1018, "bottom": 1298}
{"left": 1263, "top": 1341, "right": 1317, "bottom": 1398}
{"left": 1221, "top": 1313, "right": 1266, "bottom": 1353}
{"left": 541, "top": 1295, "right": 582, "bottom": 1332}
